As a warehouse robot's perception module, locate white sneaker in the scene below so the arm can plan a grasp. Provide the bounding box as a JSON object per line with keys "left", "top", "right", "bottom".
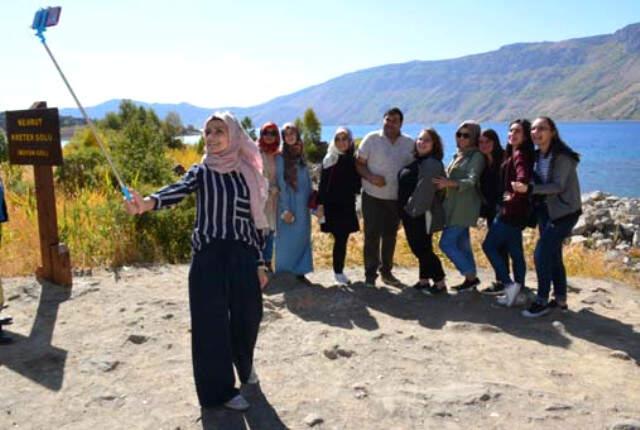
{"left": 502, "top": 282, "right": 522, "bottom": 307}
{"left": 246, "top": 366, "right": 259, "bottom": 384}
{"left": 334, "top": 273, "right": 350, "bottom": 285}
{"left": 224, "top": 394, "right": 250, "bottom": 411}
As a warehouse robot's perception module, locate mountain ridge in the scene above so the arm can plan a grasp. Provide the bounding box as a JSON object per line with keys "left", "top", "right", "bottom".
{"left": 55, "top": 22, "right": 640, "bottom": 126}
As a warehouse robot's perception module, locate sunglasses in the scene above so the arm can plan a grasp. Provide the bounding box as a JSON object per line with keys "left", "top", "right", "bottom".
{"left": 456, "top": 132, "right": 471, "bottom": 139}
{"left": 262, "top": 130, "right": 278, "bottom": 137}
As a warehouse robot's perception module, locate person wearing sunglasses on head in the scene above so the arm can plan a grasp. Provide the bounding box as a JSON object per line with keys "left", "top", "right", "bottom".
{"left": 258, "top": 122, "right": 281, "bottom": 273}
{"left": 433, "top": 121, "right": 485, "bottom": 293}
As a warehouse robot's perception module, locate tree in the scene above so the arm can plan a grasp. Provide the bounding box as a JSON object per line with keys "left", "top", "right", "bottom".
{"left": 162, "top": 111, "right": 185, "bottom": 149}
{"left": 295, "top": 108, "right": 326, "bottom": 163}
{"left": 241, "top": 116, "right": 257, "bottom": 140}
{"left": 302, "top": 108, "right": 321, "bottom": 145}
{"left": 0, "top": 130, "right": 7, "bottom": 163}
{"left": 60, "top": 100, "right": 173, "bottom": 191}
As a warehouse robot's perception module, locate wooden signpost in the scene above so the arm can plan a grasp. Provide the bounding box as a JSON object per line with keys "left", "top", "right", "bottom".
{"left": 5, "top": 101, "right": 72, "bottom": 287}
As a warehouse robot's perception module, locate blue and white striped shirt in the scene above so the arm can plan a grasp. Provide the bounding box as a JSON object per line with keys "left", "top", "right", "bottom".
{"left": 150, "top": 163, "right": 263, "bottom": 262}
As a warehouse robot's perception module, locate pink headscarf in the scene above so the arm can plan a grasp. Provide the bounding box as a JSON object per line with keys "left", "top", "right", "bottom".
{"left": 202, "top": 112, "right": 269, "bottom": 229}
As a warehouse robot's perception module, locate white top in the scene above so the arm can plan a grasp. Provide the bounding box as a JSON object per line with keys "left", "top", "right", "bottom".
{"left": 536, "top": 153, "right": 552, "bottom": 184}
{"left": 357, "top": 130, "right": 415, "bottom": 200}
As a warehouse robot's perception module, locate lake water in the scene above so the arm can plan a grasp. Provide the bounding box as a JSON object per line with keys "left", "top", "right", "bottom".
{"left": 63, "top": 122, "right": 640, "bottom": 197}
{"left": 321, "top": 122, "right": 640, "bottom": 198}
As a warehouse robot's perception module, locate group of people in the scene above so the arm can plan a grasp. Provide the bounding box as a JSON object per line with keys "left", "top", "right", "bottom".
{"left": 123, "top": 107, "right": 582, "bottom": 412}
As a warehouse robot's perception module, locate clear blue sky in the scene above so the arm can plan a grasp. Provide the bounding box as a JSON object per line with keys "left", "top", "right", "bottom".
{"left": 2, "top": 0, "right": 639, "bottom": 112}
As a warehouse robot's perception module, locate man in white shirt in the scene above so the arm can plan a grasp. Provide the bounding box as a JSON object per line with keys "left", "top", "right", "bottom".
{"left": 356, "top": 107, "right": 415, "bottom": 286}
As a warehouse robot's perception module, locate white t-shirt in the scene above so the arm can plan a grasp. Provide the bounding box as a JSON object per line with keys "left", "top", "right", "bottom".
{"left": 357, "top": 130, "right": 415, "bottom": 200}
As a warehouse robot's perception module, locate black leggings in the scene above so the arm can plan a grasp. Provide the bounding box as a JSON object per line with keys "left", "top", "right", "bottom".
{"left": 332, "top": 232, "right": 350, "bottom": 274}
{"left": 401, "top": 212, "right": 445, "bottom": 282}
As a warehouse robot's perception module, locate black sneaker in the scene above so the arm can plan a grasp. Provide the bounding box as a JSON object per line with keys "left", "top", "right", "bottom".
{"left": 422, "top": 284, "right": 448, "bottom": 296}
{"left": 380, "top": 272, "right": 402, "bottom": 286}
{"left": 522, "top": 302, "right": 551, "bottom": 318}
{"left": 412, "top": 281, "right": 429, "bottom": 291}
{"left": 451, "top": 277, "right": 480, "bottom": 293}
{"left": 548, "top": 299, "right": 568, "bottom": 313}
{"left": 365, "top": 276, "right": 377, "bottom": 286}
{"left": 480, "top": 281, "right": 505, "bottom": 296}
{"left": 296, "top": 275, "right": 312, "bottom": 286}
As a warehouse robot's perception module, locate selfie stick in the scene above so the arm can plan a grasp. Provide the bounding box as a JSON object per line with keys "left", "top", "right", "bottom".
{"left": 32, "top": 7, "right": 132, "bottom": 201}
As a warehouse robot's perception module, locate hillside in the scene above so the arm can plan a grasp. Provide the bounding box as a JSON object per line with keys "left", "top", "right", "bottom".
{"left": 55, "top": 23, "right": 640, "bottom": 126}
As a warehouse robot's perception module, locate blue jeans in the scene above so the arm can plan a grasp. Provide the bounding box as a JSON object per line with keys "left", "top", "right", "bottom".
{"left": 262, "top": 230, "right": 274, "bottom": 265}
{"left": 439, "top": 226, "right": 476, "bottom": 277}
{"left": 482, "top": 217, "right": 525, "bottom": 285}
{"left": 534, "top": 207, "right": 580, "bottom": 304}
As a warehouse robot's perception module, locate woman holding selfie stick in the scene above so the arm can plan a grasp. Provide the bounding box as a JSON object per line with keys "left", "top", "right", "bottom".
{"left": 124, "top": 112, "right": 268, "bottom": 412}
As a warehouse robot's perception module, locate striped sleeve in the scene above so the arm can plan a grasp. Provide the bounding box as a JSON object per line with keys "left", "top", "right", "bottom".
{"left": 150, "top": 164, "right": 200, "bottom": 210}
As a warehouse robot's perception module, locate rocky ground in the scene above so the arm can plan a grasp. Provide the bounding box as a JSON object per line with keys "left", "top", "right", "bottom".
{"left": 571, "top": 191, "right": 640, "bottom": 272}
{"left": 0, "top": 265, "right": 639, "bottom": 430}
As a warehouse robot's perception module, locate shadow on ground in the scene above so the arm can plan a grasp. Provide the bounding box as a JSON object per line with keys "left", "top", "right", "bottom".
{"left": 200, "top": 383, "right": 287, "bottom": 430}
{"left": 0, "top": 280, "right": 71, "bottom": 390}
{"left": 265, "top": 273, "right": 640, "bottom": 364}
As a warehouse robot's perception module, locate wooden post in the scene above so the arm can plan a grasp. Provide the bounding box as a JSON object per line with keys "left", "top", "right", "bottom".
{"left": 7, "top": 101, "right": 72, "bottom": 287}
{"left": 31, "top": 101, "right": 72, "bottom": 287}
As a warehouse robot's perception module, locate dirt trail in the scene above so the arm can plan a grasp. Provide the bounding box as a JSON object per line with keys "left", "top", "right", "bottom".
{"left": 1, "top": 265, "right": 639, "bottom": 429}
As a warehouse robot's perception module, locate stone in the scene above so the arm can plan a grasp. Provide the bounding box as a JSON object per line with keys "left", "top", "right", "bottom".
{"left": 570, "top": 235, "right": 589, "bottom": 246}
{"left": 572, "top": 218, "right": 589, "bottom": 235}
{"left": 605, "top": 250, "right": 621, "bottom": 261}
{"left": 323, "top": 345, "right": 355, "bottom": 360}
{"left": 609, "top": 350, "right": 631, "bottom": 361}
{"left": 304, "top": 413, "right": 324, "bottom": 427}
{"left": 633, "top": 231, "right": 640, "bottom": 248}
{"left": 92, "top": 359, "right": 121, "bottom": 373}
{"left": 545, "top": 404, "right": 573, "bottom": 411}
{"left": 127, "top": 334, "right": 149, "bottom": 345}
{"left": 587, "top": 191, "right": 606, "bottom": 202}
{"left": 610, "top": 419, "right": 640, "bottom": 430}
{"left": 596, "top": 239, "right": 614, "bottom": 250}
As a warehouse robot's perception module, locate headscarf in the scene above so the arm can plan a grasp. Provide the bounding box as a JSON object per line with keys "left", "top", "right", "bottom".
{"left": 202, "top": 112, "right": 269, "bottom": 229}
{"left": 322, "top": 127, "right": 354, "bottom": 169}
{"left": 281, "top": 122, "right": 305, "bottom": 191}
{"left": 258, "top": 122, "right": 280, "bottom": 154}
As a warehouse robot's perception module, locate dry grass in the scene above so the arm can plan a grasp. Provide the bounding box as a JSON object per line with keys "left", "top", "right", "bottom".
{"left": 166, "top": 146, "right": 202, "bottom": 169}
{"left": 1, "top": 154, "right": 638, "bottom": 288}
{"left": 310, "top": 219, "right": 640, "bottom": 287}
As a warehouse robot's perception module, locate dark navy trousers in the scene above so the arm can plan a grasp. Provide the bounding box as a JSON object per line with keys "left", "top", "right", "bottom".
{"left": 188, "top": 239, "right": 263, "bottom": 407}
